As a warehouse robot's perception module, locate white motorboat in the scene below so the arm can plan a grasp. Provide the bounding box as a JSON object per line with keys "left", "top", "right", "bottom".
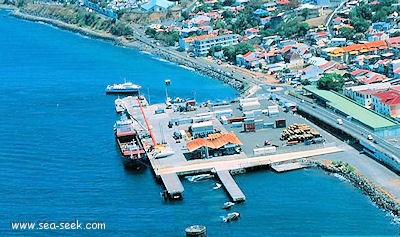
{"left": 186, "top": 174, "right": 214, "bottom": 182}
{"left": 222, "top": 201, "right": 235, "bottom": 210}
{"left": 223, "top": 212, "right": 240, "bottom": 223}
{"left": 213, "top": 183, "right": 222, "bottom": 190}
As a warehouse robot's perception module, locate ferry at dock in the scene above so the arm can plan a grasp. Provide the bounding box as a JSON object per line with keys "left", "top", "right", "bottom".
{"left": 106, "top": 81, "right": 141, "bottom": 94}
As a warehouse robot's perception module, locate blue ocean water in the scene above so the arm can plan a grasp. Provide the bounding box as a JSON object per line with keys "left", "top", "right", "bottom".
{"left": 0, "top": 9, "right": 398, "bottom": 236}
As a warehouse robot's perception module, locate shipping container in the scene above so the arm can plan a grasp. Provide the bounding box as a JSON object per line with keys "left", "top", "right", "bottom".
{"left": 253, "top": 146, "right": 277, "bottom": 156}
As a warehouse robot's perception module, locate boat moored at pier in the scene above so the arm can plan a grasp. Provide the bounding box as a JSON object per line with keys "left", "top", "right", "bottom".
{"left": 115, "top": 98, "right": 126, "bottom": 113}
{"left": 114, "top": 115, "right": 147, "bottom": 167}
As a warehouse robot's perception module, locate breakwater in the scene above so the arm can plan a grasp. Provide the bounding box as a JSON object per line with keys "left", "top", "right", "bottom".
{"left": 310, "top": 160, "right": 400, "bottom": 218}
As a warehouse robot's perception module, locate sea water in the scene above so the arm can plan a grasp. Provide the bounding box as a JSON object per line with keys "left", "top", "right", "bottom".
{"left": 0, "top": 10, "right": 398, "bottom": 236}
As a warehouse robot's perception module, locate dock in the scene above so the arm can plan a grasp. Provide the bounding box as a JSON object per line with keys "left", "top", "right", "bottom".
{"left": 118, "top": 96, "right": 343, "bottom": 202}
{"left": 270, "top": 161, "right": 312, "bottom": 173}
{"left": 215, "top": 169, "right": 245, "bottom": 202}
{"left": 160, "top": 173, "right": 184, "bottom": 200}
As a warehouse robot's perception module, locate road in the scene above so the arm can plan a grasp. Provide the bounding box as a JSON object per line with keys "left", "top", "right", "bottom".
{"left": 277, "top": 90, "right": 400, "bottom": 173}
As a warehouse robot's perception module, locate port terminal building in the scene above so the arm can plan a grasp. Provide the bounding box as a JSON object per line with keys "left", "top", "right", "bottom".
{"left": 304, "top": 85, "right": 400, "bottom": 137}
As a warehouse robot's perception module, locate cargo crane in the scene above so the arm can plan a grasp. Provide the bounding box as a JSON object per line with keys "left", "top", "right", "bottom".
{"left": 137, "top": 97, "right": 157, "bottom": 146}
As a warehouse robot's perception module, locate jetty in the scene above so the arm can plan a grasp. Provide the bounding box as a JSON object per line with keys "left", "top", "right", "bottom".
{"left": 215, "top": 169, "right": 245, "bottom": 202}
{"left": 119, "top": 96, "right": 343, "bottom": 201}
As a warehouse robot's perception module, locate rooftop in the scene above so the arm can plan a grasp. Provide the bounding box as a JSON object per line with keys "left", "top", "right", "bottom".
{"left": 304, "top": 86, "right": 398, "bottom": 130}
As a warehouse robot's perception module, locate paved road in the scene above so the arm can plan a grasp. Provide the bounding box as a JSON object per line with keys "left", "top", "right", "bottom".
{"left": 293, "top": 97, "right": 400, "bottom": 169}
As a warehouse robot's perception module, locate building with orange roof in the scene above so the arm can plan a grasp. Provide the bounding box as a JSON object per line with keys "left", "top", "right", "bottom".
{"left": 327, "top": 40, "right": 388, "bottom": 63}
{"left": 186, "top": 132, "right": 242, "bottom": 159}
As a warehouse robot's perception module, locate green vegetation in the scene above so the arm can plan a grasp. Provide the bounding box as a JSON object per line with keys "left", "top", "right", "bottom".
{"left": 349, "top": 0, "right": 396, "bottom": 34}
{"left": 20, "top": 4, "right": 132, "bottom": 36}
{"left": 337, "top": 27, "right": 355, "bottom": 40}
{"left": 145, "top": 28, "right": 179, "bottom": 46}
{"left": 317, "top": 73, "right": 344, "bottom": 92}
{"left": 275, "top": 18, "right": 310, "bottom": 39}
{"left": 332, "top": 161, "right": 355, "bottom": 172}
{"left": 223, "top": 42, "right": 254, "bottom": 62}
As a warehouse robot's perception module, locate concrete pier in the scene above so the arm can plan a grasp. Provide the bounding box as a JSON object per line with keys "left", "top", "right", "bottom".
{"left": 215, "top": 169, "right": 246, "bottom": 202}
{"left": 160, "top": 173, "right": 184, "bottom": 200}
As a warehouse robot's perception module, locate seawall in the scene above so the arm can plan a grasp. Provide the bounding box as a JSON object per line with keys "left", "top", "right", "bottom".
{"left": 309, "top": 160, "right": 400, "bottom": 218}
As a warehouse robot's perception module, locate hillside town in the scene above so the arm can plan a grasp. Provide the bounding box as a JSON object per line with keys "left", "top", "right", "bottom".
{"left": 73, "top": 0, "right": 400, "bottom": 120}
{"left": 135, "top": 0, "right": 400, "bottom": 121}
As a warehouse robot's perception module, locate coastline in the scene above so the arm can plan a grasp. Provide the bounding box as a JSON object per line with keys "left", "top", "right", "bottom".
{"left": 5, "top": 6, "right": 249, "bottom": 94}
{"left": 10, "top": 8, "right": 121, "bottom": 44}
{"left": 310, "top": 159, "right": 400, "bottom": 218}
{"left": 3, "top": 4, "right": 400, "bottom": 221}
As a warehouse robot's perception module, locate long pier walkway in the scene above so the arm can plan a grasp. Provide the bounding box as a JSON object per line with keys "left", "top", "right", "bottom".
{"left": 155, "top": 146, "right": 342, "bottom": 175}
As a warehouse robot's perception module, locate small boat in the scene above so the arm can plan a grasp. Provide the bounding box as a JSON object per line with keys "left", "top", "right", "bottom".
{"left": 213, "top": 183, "right": 222, "bottom": 190}
{"left": 106, "top": 81, "right": 141, "bottom": 94}
{"left": 222, "top": 201, "right": 235, "bottom": 210}
{"left": 153, "top": 144, "right": 175, "bottom": 159}
{"left": 153, "top": 149, "right": 174, "bottom": 159}
{"left": 223, "top": 212, "right": 240, "bottom": 223}
{"left": 115, "top": 98, "right": 126, "bottom": 113}
{"left": 186, "top": 174, "right": 214, "bottom": 182}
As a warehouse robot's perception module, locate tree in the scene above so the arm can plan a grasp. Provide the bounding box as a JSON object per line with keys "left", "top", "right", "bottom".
{"left": 337, "top": 27, "right": 355, "bottom": 40}
{"left": 181, "top": 11, "right": 189, "bottom": 20}
{"left": 145, "top": 27, "right": 157, "bottom": 38}
{"left": 352, "top": 17, "right": 369, "bottom": 33}
{"left": 298, "top": 22, "right": 310, "bottom": 36}
{"left": 372, "top": 6, "right": 393, "bottom": 22}
{"left": 317, "top": 73, "right": 344, "bottom": 92}
{"left": 235, "top": 42, "right": 254, "bottom": 56}
{"left": 223, "top": 45, "right": 237, "bottom": 62}
{"left": 223, "top": 0, "right": 235, "bottom": 6}
{"left": 301, "top": 8, "right": 310, "bottom": 20}
{"left": 215, "top": 19, "right": 226, "bottom": 29}
{"left": 350, "top": 3, "right": 372, "bottom": 21}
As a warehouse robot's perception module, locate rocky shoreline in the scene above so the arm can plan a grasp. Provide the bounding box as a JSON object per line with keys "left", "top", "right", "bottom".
{"left": 309, "top": 159, "right": 400, "bottom": 218}
{"left": 7, "top": 6, "right": 248, "bottom": 93}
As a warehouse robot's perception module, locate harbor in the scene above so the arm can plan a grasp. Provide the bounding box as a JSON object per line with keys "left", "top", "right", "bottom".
{"left": 111, "top": 89, "right": 343, "bottom": 202}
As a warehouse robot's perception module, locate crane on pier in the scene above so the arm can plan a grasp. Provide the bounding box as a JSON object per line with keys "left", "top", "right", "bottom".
{"left": 137, "top": 97, "right": 157, "bottom": 146}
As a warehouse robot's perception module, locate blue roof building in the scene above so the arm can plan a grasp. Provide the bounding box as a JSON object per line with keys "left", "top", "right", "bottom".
{"left": 253, "top": 8, "right": 269, "bottom": 16}
{"left": 141, "top": 0, "right": 174, "bottom": 12}
{"left": 372, "top": 22, "right": 391, "bottom": 31}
